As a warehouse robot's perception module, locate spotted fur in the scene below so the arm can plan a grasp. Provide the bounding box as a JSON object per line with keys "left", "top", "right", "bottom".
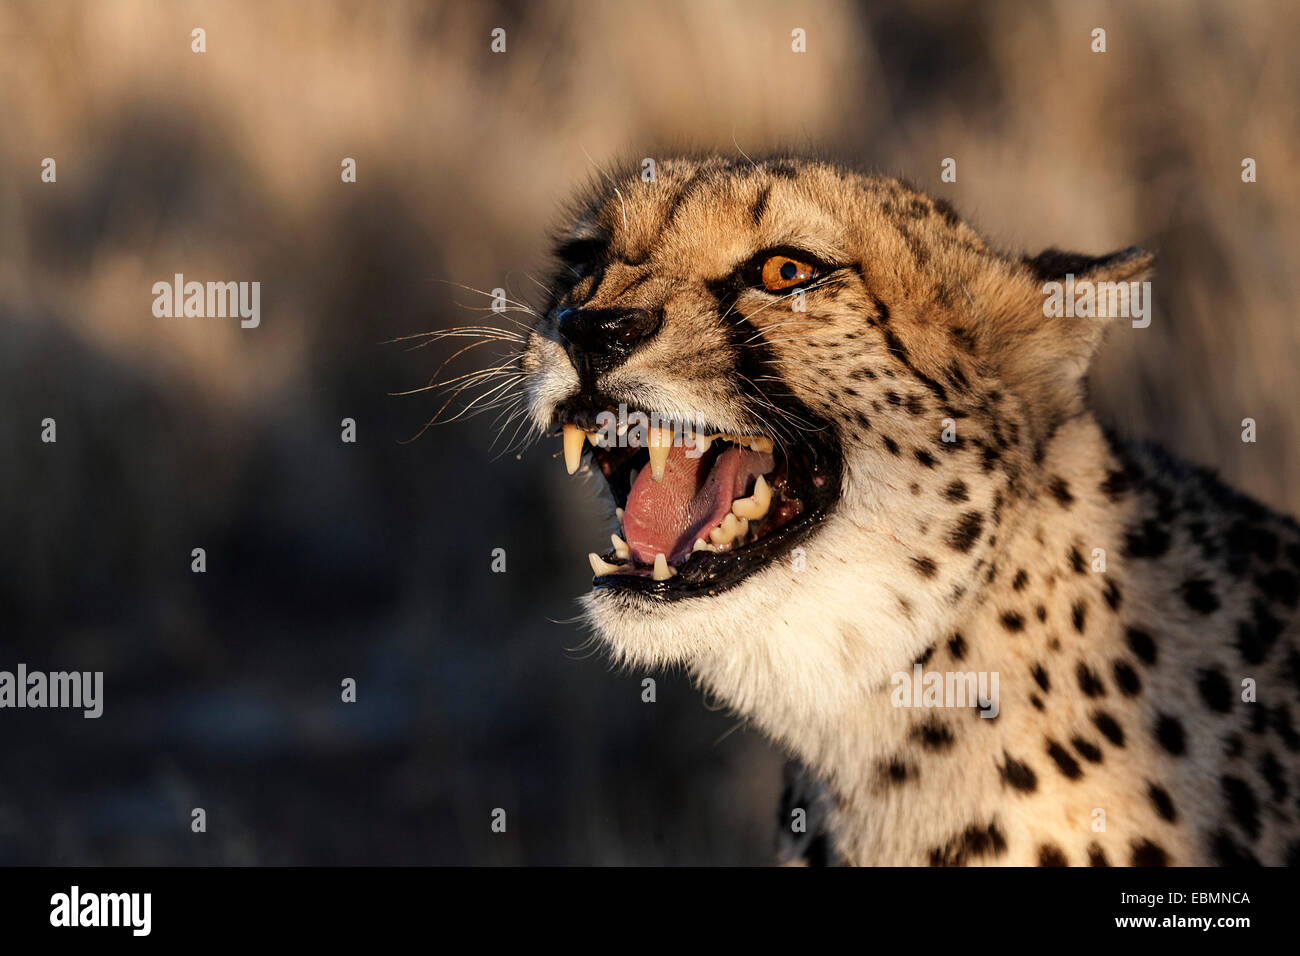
{"left": 519, "top": 156, "right": 1300, "bottom": 866}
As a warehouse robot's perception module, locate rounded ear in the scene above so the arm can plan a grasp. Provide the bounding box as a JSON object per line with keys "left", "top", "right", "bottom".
{"left": 1024, "top": 245, "right": 1155, "bottom": 284}
{"left": 973, "top": 244, "right": 1156, "bottom": 431}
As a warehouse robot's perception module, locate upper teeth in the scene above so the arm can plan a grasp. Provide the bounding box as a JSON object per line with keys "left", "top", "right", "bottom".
{"left": 646, "top": 427, "right": 672, "bottom": 482}
{"left": 558, "top": 424, "right": 774, "bottom": 483}
{"left": 563, "top": 424, "right": 586, "bottom": 475}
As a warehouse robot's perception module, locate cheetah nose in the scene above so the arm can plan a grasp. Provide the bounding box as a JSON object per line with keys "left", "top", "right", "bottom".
{"left": 555, "top": 307, "right": 662, "bottom": 376}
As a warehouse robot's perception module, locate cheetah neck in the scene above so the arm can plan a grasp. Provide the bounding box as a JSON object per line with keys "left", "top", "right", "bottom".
{"left": 691, "top": 415, "right": 1138, "bottom": 863}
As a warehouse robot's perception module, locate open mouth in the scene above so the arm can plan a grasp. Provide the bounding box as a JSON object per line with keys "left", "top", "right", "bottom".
{"left": 552, "top": 406, "right": 842, "bottom": 599}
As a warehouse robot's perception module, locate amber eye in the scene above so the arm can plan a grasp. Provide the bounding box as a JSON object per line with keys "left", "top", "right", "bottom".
{"left": 760, "top": 254, "right": 817, "bottom": 292}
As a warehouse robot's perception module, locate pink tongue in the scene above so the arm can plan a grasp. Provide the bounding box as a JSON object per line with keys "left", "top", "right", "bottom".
{"left": 624, "top": 443, "right": 774, "bottom": 565}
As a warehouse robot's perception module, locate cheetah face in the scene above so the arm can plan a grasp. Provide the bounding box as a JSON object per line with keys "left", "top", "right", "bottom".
{"left": 520, "top": 156, "right": 1147, "bottom": 668}
{"left": 534, "top": 234, "right": 848, "bottom": 601}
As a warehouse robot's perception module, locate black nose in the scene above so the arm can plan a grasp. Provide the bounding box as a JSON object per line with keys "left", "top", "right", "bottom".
{"left": 555, "top": 307, "right": 661, "bottom": 376}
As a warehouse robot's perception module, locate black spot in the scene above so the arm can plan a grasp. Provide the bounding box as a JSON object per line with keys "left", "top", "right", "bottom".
{"left": 882, "top": 435, "right": 900, "bottom": 456}
{"left": 1102, "top": 579, "right": 1122, "bottom": 611}
{"left": 1257, "top": 568, "right": 1300, "bottom": 608}
{"left": 1048, "top": 476, "right": 1074, "bottom": 507}
{"left": 950, "top": 326, "right": 978, "bottom": 352}
{"left": 1076, "top": 662, "right": 1106, "bottom": 697}
{"left": 943, "top": 362, "right": 970, "bottom": 392}
{"left": 1271, "top": 704, "right": 1300, "bottom": 751}
{"left": 854, "top": 410, "right": 872, "bottom": 431}
{"left": 1045, "top": 739, "right": 1083, "bottom": 779}
{"left": 1000, "top": 611, "right": 1024, "bottom": 633}
{"left": 928, "top": 821, "right": 1008, "bottom": 866}
{"left": 1131, "top": 839, "right": 1169, "bottom": 866}
{"left": 1072, "top": 737, "right": 1103, "bottom": 763}
{"left": 1182, "top": 578, "right": 1221, "bottom": 615}
{"left": 1126, "top": 628, "right": 1157, "bottom": 665}
{"left": 947, "top": 633, "right": 966, "bottom": 660}
{"left": 1224, "top": 734, "right": 1245, "bottom": 758}
{"left": 1031, "top": 664, "right": 1051, "bottom": 692}
{"left": 1035, "top": 605, "right": 1047, "bottom": 622}
{"left": 998, "top": 754, "right": 1038, "bottom": 793}
{"left": 914, "top": 449, "right": 937, "bottom": 469}
{"left": 1112, "top": 661, "right": 1141, "bottom": 696}
{"left": 914, "top": 644, "right": 935, "bottom": 667}
{"left": 1211, "top": 830, "right": 1261, "bottom": 866}
{"left": 886, "top": 391, "right": 902, "bottom": 406}
{"left": 1259, "top": 752, "right": 1288, "bottom": 802}
{"left": 1235, "top": 600, "right": 1284, "bottom": 664}
{"left": 1068, "top": 546, "right": 1086, "bottom": 574}
{"left": 947, "top": 511, "right": 984, "bottom": 553}
{"left": 905, "top": 394, "right": 925, "bottom": 416}
{"left": 1071, "top": 601, "right": 1088, "bottom": 634}
{"left": 1125, "top": 520, "right": 1171, "bottom": 559}
{"left": 1037, "top": 844, "right": 1068, "bottom": 866}
{"left": 943, "top": 480, "right": 969, "bottom": 503}
{"left": 980, "top": 445, "right": 1000, "bottom": 473}
{"left": 1197, "top": 669, "right": 1232, "bottom": 713}
{"left": 1093, "top": 711, "right": 1125, "bottom": 746}
{"left": 1030, "top": 694, "right": 1044, "bottom": 710}
{"left": 879, "top": 757, "right": 915, "bottom": 786}
{"left": 1012, "top": 569, "right": 1028, "bottom": 591}
{"left": 1100, "top": 469, "right": 1130, "bottom": 501}
{"left": 1148, "top": 784, "right": 1177, "bottom": 822}
{"left": 911, "top": 717, "right": 955, "bottom": 752}
{"left": 912, "top": 556, "right": 937, "bottom": 578}
{"left": 1087, "top": 843, "right": 1110, "bottom": 866}
{"left": 1155, "top": 714, "right": 1186, "bottom": 756}
{"left": 1220, "top": 775, "right": 1260, "bottom": 839}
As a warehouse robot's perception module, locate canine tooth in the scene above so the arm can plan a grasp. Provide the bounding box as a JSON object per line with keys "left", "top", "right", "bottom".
{"left": 692, "top": 537, "right": 717, "bottom": 553}
{"left": 652, "top": 553, "right": 675, "bottom": 580}
{"left": 610, "top": 533, "right": 630, "bottom": 560}
{"left": 731, "top": 474, "right": 772, "bottom": 520}
{"left": 616, "top": 507, "right": 624, "bottom": 522}
{"left": 588, "top": 552, "right": 621, "bottom": 576}
{"left": 563, "top": 424, "right": 585, "bottom": 475}
{"left": 587, "top": 431, "right": 601, "bottom": 446}
{"left": 647, "top": 427, "right": 672, "bottom": 482}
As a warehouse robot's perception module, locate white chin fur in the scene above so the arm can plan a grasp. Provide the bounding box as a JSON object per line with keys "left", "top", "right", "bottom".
{"left": 579, "top": 508, "right": 951, "bottom": 732}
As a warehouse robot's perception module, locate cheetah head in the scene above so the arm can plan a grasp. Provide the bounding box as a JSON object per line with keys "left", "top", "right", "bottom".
{"left": 520, "top": 157, "right": 1153, "bottom": 681}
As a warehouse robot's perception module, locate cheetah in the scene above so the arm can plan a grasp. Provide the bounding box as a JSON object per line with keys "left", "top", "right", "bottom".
{"left": 502, "top": 156, "right": 1300, "bottom": 865}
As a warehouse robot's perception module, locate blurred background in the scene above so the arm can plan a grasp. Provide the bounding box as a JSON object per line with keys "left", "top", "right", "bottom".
{"left": 0, "top": 0, "right": 1297, "bottom": 864}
